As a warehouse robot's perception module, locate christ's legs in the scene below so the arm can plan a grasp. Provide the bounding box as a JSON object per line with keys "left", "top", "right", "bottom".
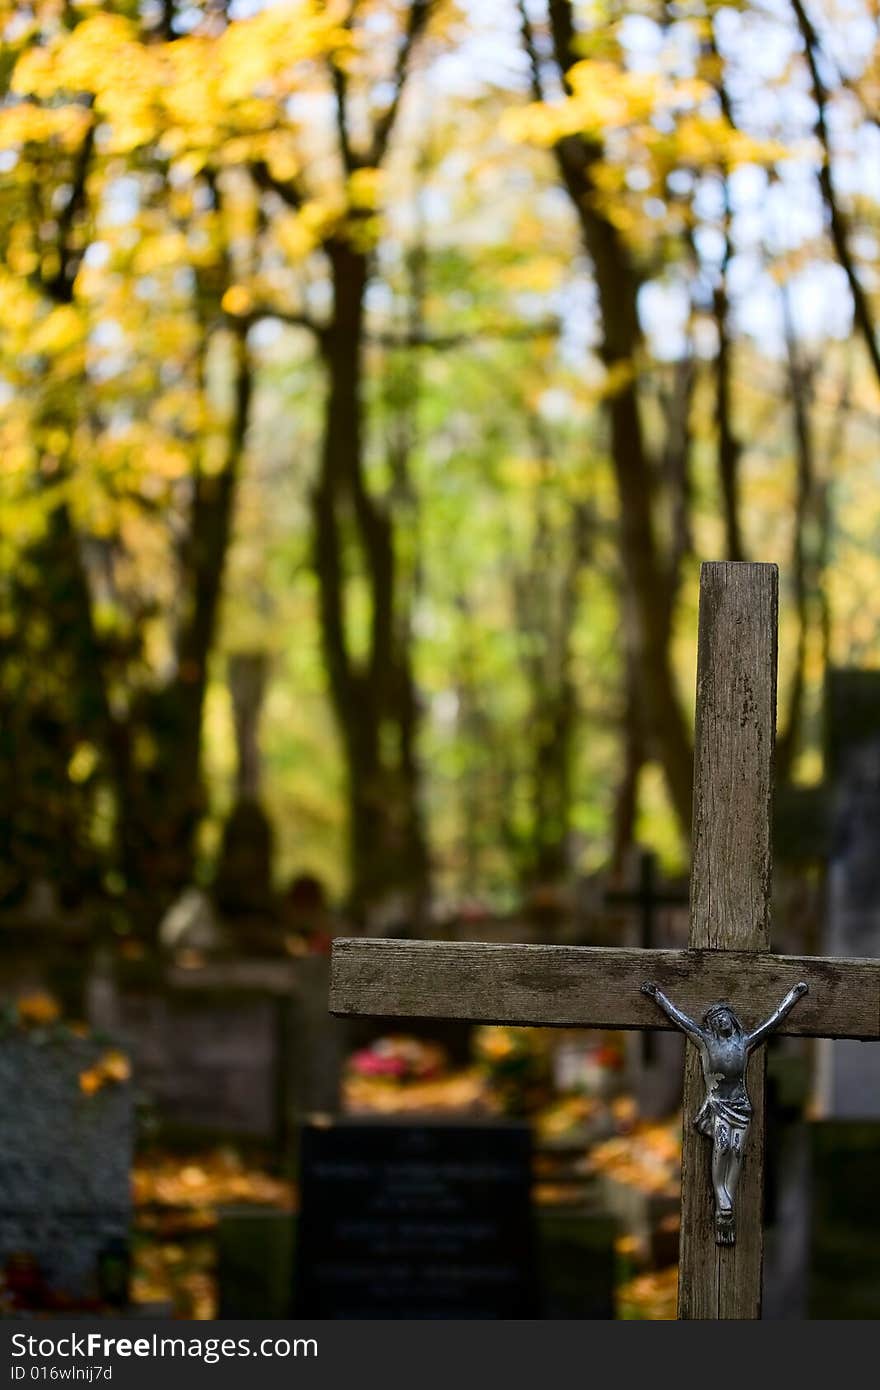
{"left": 711, "top": 1122, "right": 733, "bottom": 1214}
{"left": 711, "top": 1120, "right": 748, "bottom": 1244}
{"left": 724, "top": 1124, "right": 747, "bottom": 1208}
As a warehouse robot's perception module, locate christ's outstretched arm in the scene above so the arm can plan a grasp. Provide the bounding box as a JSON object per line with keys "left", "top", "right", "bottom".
{"left": 642, "top": 983, "right": 704, "bottom": 1044}
{"left": 746, "top": 982, "right": 809, "bottom": 1051}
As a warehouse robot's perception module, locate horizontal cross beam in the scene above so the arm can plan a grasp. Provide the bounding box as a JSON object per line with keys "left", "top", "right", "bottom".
{"left": 330, "top": 939, "right": 880, "bottom": 1040}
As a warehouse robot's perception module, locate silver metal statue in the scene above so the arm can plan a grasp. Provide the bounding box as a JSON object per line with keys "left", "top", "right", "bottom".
{"left": 641, "top": 979, "right": 809, "bottom": 1245}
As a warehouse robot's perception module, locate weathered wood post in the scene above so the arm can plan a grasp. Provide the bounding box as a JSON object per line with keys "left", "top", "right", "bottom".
{"left": 678, "top": 562, "right": 777, "bottom": 1318}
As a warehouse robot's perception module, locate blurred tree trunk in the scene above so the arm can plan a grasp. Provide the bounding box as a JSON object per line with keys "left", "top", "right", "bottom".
{"left": 117, "top": 320, "right": 254, "bottom": 931}
{"left": 705, "top": 27, "right": 746, "bottom": 562}
{"left": 0, "top": 114, "right": 117, "bottom": 907}
{"left": 300, "top": 6, "right": 433, "bottom": 929}
{"left": 314, "top": 235, "right": 429, "bottom": 928}
{"left": 3, "top": 120, "right": 256, "bottom": 932}
{"left": 713, "top": 230, "right": 745, "bottom": 561}
{"left": 522, "top": 0, "right": 694, "bottom": 837}
{"left": 512, "top": 435, "right": 591, "bottom": 888}
{"left": 775, "top": 290, "right": 841, "bottom": 785}
{"left": 610, "top": 649, "right": 646, "bottom": 877}
{"left": 556, "top": 181, "right": 692, "bottom": 830}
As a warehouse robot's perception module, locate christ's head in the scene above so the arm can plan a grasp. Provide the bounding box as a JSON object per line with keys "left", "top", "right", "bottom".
{"left": 703, "top": 1003, "right": 743, "bottom": 1040}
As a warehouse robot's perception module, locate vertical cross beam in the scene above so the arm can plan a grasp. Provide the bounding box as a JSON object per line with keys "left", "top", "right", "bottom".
{"left": 678, "top": 562, "right": 778, "bottom": 1319}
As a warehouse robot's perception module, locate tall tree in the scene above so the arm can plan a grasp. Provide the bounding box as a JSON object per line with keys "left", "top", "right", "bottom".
{"left": 509, "top": 414, "right": 592, "bottom": 888}
{"left": 0, "top": 8, "right": 287, "bottom": 927}
{"left": 252, "top": 1, "right": 435, "bottom": 926}
{"left": 517, "top": 0, "right": 695, "bottom": 834}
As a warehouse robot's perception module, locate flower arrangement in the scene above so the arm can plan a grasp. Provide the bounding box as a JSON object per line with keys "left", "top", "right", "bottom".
{"left": 347, "top": 1035, "right": 447, "bottom": 1086}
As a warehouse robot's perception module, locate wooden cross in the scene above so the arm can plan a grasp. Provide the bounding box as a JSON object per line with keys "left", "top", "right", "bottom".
{"left": 330, "top": 562, "right": 880, "bottom": 1319}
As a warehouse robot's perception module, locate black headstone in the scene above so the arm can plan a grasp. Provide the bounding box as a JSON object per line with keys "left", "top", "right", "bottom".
{"left": 294, "top": 1120, "right": 535, "bottom": 1318}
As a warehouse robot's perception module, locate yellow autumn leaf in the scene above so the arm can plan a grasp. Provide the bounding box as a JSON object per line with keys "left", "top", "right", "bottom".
{"left": 17, "top": 992, "right": 61, "bottom": 1026}
{"left": 79, "top": 1068, "right": 103, "bottom": 1096}
{"left": 602, "top": 359, "right": 637, "bottom": 398}
{"left": 221, "top": 284, "right": 253, "bottom": 316}
{"left": 348, "top": 167, "right": 385, "bottom": 211}
{"left": 98, "top": 1049, "right": 132, "bottom": 1083}
{"left": 30, "top": 305, "right": 84, "bottom": 355}
{"left": 68, "top": 741, "right": 98, "bottom": 784}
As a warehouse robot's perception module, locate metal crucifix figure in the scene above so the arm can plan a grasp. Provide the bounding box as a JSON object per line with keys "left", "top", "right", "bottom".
{"left": 641, "top": 980, "right": 809, "bottom": 1245}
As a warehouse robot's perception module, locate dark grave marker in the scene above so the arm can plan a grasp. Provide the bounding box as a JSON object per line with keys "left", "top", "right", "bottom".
{"left": 294, "top": 1119, "right": 535, "bottom": 1318}
{"left": 808, "top": 1121, "right": 880, "bottom": 1318}
{"left": 115, "top": 987, "right": 291, "bottom": 1143}
{"left": 817, "top": 669, "right": 880, "bottom": 1117}
{"left": 89, "top": 955, "right": 345, "bottom": 1152}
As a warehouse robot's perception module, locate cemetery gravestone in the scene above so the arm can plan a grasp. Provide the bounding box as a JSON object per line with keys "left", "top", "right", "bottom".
{"left": 290, "top": 955, "right": 346, "bottom": 1117}
{"left": 163, "top": 956, "right": 345, "bottom": 1128}
{"left": 815, "top": 669, "right": 880, "bottom": 1118}
{"left": 294, "top": 1119, "right": 536, "bottom": 1318}
{"left": 0, "top": 1032, "right": 133, "bottom": 1300}
{"left": 88, "top": 955, "right": 345, "bottom": 1150}
{"left": 800, "top": 672, "right": 880, "bottom": 1317}
{"left": 112, "top": 986, "right": 289, "bottom": 1142}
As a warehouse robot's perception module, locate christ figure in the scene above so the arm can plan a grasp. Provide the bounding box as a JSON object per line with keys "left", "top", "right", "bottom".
{"left": 641, "top": 979, "right": 809, "bottom": 1244}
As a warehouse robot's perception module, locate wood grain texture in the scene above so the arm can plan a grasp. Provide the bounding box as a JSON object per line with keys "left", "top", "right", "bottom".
{"left": 329, "top": 939, "right": 880, "bottom": 1039}
{"left": 679, "top": 562, "right": 778, "bottom": 1321}
{"left": 689, "top": 562, "right": 778, "bottom": 951}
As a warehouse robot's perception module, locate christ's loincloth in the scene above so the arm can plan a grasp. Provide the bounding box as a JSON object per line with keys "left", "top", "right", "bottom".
{"left": 694, "top": 1092, "right": 751, "bottom": 1137}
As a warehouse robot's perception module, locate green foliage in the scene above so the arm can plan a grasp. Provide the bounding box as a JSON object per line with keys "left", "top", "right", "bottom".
{"left": 0, "top": 0, "right": 878, "bottom": 917}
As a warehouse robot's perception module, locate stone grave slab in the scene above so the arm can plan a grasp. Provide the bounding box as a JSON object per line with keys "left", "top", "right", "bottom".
{"left": 816, "top": 670, "right": 880, "bottom": 1118}
{"left": 293, "top": 1119, "right": 535, "bottom": 1318}
{"left": 0, "top": 1032, "right": 132, "bottom": 1298}
{"left": 114, "top": 987, "right": 288, "bottom": 1141}
{"left": 88, "top": 956, "right": 345, "bottom": 1150}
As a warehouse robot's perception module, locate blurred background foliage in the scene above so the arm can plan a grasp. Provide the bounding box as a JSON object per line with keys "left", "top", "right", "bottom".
{"left": 0, "top": 0, "right": 878, "bottom": 931}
